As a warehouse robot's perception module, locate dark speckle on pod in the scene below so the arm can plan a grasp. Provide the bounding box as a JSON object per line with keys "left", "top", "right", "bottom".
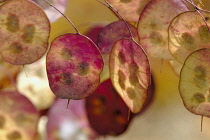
{"left": 60, "top": 72, "right": 73, "bottom": 85}
{"left": 77, "top": 62, "right": 89, "bottom": 76}
{"left": 21, "top": 24, "right": 36, "bottom": 43}
{"left": 9, "top": 42, "right": 23, "bottom": 54}
{"left": 6, "top": 13, "right": 19, "bottom": 32}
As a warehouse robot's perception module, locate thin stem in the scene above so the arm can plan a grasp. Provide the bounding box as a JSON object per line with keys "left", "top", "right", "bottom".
{"left": 196, "top": 10, "right": 210, "bottom": 32}
{"left": 105, "top": 0, "right": 133, "bottom": 38}
{"left": 185, "top": 0, "right": 195, "bottom": 7}
{"left": 201, "top": 115, "right": 203, "bottom": 132}
{"left": 185, "top": 0, "right": 209, "bottom": 12}
{"left": 185, "top": 0, "right": 210, "bottom": 33}
{"left": 97, "top": 0, "right": 133, "bottom": 39}
{"left": 43, "top": 0, "right": 79, "bottom": 33}
{"left": 66, "top": 99, "right": 70, "bottom": 109}
{"left": 22, "top": 65, "right": 28, "bottom": 77}
{"left": 97, "top": 0, "right": 107, "bottom": 7}
{"left": 185, "top": 0, "right": 200, "bottom": 10}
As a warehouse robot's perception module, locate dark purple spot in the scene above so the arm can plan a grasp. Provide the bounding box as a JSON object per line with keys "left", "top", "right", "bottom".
{"left": 118, "top": 51, "right": 126, "bottom": 65}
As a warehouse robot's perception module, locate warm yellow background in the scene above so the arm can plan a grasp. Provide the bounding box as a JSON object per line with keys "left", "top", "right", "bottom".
{"left": 50, "top": 0, "right": 210, "bottom": 140}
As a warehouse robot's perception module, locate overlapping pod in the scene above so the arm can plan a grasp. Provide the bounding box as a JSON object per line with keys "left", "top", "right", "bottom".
{"left": 46, "top": 33, "right": 103, "bottom": 100}
{"left": 109, "top": 38, "right": 150, "bottom": 113}
{"left": 86, "top": 79, "right": 133, "bottom": 136}
{"left": 168, "top": 10, "right": 210, "bottom": 63}
{"left": 138, "top": 0, "right": 188, "bottom": 59}
{"left": 0, "top": 91, "right": 39, "bottom": 140}
{"left": 47, "top": 99, "right": 96, "bottom": 139}
{"left": 0, "top": 0, "right": 50, "bottom": 65}
{"left": 98, "top": 20, "right": 139, "bottom": 55}
{"left": 179, "top": 49, "right": 210, "bottom": 117}
{"left": 97, "top": 20, "right": 139, "bottom": 81}
{"left": 17, "top": 57, "right": 55, "bottom": 111}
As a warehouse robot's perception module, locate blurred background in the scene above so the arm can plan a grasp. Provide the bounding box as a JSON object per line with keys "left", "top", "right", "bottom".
{"left": 1, "top": 0, "right": 210, "bottom": 140}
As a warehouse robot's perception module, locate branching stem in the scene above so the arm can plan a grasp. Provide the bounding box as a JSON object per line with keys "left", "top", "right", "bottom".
{"left": 185, "top": 0, "right": 210, "bottom": 33}
{"left": 97, "top": 0, "right": 134, "bottom": 39}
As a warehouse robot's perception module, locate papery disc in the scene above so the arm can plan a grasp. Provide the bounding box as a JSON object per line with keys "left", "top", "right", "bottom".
{"left": 0, "top": 0, "right": 50, "bottom": 65}
{"left": 109, "top": 38, "right": 150, "bottom": 113}
{"left": 0, "top": 91, "right": 39, "bottom": 140}
{"left": 179, "top": 49, "right": 210, "bottom": 117}
{"left": 169, "top": 11, "right": 210, "bottom": 63}
{"left": 138, "top": 0, "right": 188, "bottom": 59}
{"left": 46, "top": 33, "right": 103, "bottom": 100}
{"left": 98, "top": 20, "right": 139, "bottom": 81}
{"left": 86, "top": 79, "right": 133, "bottom": 136}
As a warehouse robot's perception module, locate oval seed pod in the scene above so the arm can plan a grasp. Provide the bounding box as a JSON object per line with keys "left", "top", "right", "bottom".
{"left": 46, "top": 33, "right": 103, "bottom": 100}
{"left": 168, "top": 10, "right": 210, "bottom": 64}
{"left": 17, "top": 57, "right": 55, "bottom": 111}
{"left": 137, "top": 0, "right": 188, "bottom": 59}
{"left": 179, "top": 49, "right": 210, "bottom": 117}
{"left": 0, "top": 0, "right": 50, "bottom": 65}
{"left": 98, "top": 20, "right": 139, "bottom": 81}
{"left": 109, "top": 38, "right": 151, "bottom": 113}
{"left": 86, "top": 79, "right": 134, "bottom": 136}
{"left": 0, "top": 91, "right": 39, "bottom": 140}
{"left": 47, "top": 99, "right": 97, "bottom": 140}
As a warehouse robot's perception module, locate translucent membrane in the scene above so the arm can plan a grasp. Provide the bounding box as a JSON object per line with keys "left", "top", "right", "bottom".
{"left": 0, "top": 91, "right": 39, "bottom": 140}
{"left": 138, "top": 0, "right": 188, "bottom": 59}
{"left": 98, "top": 20, "right": 139, "bottom": 81}
{"left": 169, "top": 10, "right": 210, "bottom": 63}
{"left": 109, "top": 38, "right": 150, "bottom": 113}
{"left": 179, "top": 49, "right": 210, "bottom": 117}
{"left": 0, "top": 0, "right": 50, "bottom": 65}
